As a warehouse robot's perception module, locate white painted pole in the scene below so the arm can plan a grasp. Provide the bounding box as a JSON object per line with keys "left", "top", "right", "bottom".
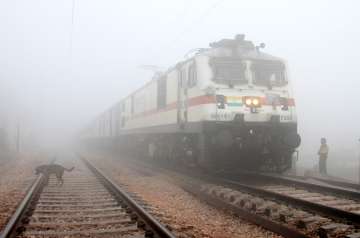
{"left": 358, "top": 139, "right": 360, "bottom": 185}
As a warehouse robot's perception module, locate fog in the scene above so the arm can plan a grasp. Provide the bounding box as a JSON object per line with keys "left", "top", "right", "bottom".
{"left": 1, "top": 0, "right": 360, "bottom": 173}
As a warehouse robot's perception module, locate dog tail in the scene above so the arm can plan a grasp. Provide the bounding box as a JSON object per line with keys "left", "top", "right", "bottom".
{"left": 65, "top": 167, "right": 75, "bottom": 172}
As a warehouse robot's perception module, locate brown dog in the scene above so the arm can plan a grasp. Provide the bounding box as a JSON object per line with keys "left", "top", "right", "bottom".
{"left": 35, "top": 164, "right": 74, "bottom": 185}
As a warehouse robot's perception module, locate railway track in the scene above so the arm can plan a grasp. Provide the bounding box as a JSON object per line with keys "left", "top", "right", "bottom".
{"left": 209, "top": 172, "right": 360, "bottom": 237}
{"left": 121, "top": 158, "right": 360, "bottom": 238}
{"left": 218, "top": 171, "right": 360, "bottom": 220}
{"left": 0, "top": 156, "right": 175, "bottom": 238}
{"left": 305, "top": 176, "right": 360, "bottom": 192}
{"left": 226, "top": 171, "right": 360, "bottom": 198}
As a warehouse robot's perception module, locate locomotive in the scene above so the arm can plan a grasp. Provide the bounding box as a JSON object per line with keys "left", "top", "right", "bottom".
{"left": 82, "top": 34, "right": 301, "bottom": 172}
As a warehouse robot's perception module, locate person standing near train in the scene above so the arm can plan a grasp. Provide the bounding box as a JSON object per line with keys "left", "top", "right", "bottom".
{"left": 318, "top": 138, "right": 329, "bottom": 175}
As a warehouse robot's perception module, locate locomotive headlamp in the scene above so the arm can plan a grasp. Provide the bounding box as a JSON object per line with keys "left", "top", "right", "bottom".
{"left": 245, "top": 98, "right": 252, "bottom": 106}
{"left": 244, "top": 97, "right": 261, "bottom": 107}
{"left": 252, "top": 98, "right": 260, "bottom": 106}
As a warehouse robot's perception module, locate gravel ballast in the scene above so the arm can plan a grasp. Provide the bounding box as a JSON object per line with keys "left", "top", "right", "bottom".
{"left": 0, "top": 153, "right": 43, "bottom": 231}
{"left": 91, "top": 156, "right": 282, "bottom": 238}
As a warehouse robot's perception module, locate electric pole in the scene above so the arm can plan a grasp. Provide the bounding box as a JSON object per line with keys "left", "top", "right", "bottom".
{"left": 358, "top": 138, "right": 360, "bottom": 185}
{"left": 16, "top": 123, "right": 20, "bottom": 153}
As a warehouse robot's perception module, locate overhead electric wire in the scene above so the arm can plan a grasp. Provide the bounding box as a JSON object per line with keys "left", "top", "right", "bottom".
{"left": 169, "top": 1, "right": 192, "bottom": 29}
{"left": 64, "top": 0, "right": 76, "bottom": 84}
{"left": 69, "top": 0, "right": 76, "bottom": 61}
{"left": 167, "top": 0, "right": 227, "bottom": 48}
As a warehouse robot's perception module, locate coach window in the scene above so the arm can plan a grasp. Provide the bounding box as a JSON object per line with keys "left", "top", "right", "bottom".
{"left": 157, "top": 77, "right": 167, "bottom": 109}
{"left": 101, "top": 119, "right": 105, "bottom": 136}
{"left": 188, "top": 64, "right": 197, "bottom": 88}
{"left": 115, "top": 116, "right": 120, "bottom": 135}
{"left": 131, "top": 96, "right": 135, "bottom": 115}
{"left": 103, "top": 118, "right": 107, "bottom": 136}
{"left": 109, "top": 111, "right": 112, "bottom": 136}
{"left": 180, "top": 69, "right": 187, "bottom": 88}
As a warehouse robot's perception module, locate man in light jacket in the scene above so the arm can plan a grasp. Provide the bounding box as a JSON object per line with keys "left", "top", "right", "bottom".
{"left": 318, "top": 138, "right": 329, "bottom": 175}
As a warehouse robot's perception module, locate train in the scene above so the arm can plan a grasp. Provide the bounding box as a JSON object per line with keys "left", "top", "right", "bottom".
{"left": 81, "top": 34, "right": 301, "bottom": 172}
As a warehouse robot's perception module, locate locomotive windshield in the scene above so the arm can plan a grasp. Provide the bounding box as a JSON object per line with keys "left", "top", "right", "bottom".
{"left": 251, "top": 61, "right": 287, "bottom": 87}
{"left": 210, "top": 58, "right": 247, "bottom": 85}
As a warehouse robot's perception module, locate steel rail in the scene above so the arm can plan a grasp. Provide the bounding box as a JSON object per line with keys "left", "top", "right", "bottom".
{"left": 218, "top": 178, "right": 360, "bottom": 226}
{"left": 77, "top": 156, "right": 360, "bottom": 237}
{"left": 2, "top": 158, "right": 175, "bottom": 238}
{"left": 137, "top": 161, "right": 360, "bottom": 225}
{"left": 307, "top": 176, "right": 360, "bottom": 191}
{"left": 180, "top": 181, "right": 310, "bottom": 238}
{"left": 221, "top": 171, "right": 360, "bottom": 200}
{"left": 124, "top": 159, "right": 310, "bottom": 238}
{"left": 174, "top": 166, "right": 360, "bottom": 227}
{"left": 81, "top": 158, "right": 176, "bottom": 238}
{"left": 0, "top": 174, "right": 45, "bottom": 238}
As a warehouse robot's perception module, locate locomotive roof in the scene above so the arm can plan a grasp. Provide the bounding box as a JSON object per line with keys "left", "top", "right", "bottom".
{"left": 202, "top": 34, "right": 283, "bottom": 62}
{"left": 93, "top": 35, "right": 284, "bottom": 123}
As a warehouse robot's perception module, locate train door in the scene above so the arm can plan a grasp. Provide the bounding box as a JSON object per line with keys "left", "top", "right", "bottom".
{"left": 177, "top": 68, "right": 188, "bottom": 128}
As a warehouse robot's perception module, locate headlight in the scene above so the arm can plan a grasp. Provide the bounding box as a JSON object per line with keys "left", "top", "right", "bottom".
{"left": 243, "top": 97, "right": 261, "bottom": 107}
{"left": 245, "top": 98, "right": 252, "bottom": 106}
{"left": 252, "top": 98, "right": 259, "bottom": 106}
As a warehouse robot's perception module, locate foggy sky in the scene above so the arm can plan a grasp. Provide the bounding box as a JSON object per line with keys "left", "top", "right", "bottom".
{"left": 1, "top": 0, "right": 359, "bottom": 166}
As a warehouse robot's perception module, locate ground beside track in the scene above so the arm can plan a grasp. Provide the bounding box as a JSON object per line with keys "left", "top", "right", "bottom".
{"left": 0, "top": 152, "right": 44, "bottom": 231}
{"left": 88, "top": 154, "right": 282, "bottom": 238}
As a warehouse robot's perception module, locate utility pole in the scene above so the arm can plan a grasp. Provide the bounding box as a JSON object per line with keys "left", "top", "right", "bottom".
{"left": 16, "top": 123, "right": 20, "bottom": 153}
{"left": 358, "top": 138, "right": 360, "bottom": 185}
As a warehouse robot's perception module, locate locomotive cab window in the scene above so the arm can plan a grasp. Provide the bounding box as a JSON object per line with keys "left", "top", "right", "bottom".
{"left": 210, "top": 58, "right": 247, "bottom": 85}
{"left": 251, "top": 61, "right": 287, "bottom": 87}
{"left": 157, "top": 77, "right": 167, "bottom": 109}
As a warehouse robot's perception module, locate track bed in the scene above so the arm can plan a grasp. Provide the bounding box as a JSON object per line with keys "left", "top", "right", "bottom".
{"left": 0, "top": 156, "right": 175, "bottom": 238}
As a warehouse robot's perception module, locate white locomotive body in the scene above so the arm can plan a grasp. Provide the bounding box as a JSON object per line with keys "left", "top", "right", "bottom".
{"left": 83, "top": 35, "right": 301, "bottom": 172}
